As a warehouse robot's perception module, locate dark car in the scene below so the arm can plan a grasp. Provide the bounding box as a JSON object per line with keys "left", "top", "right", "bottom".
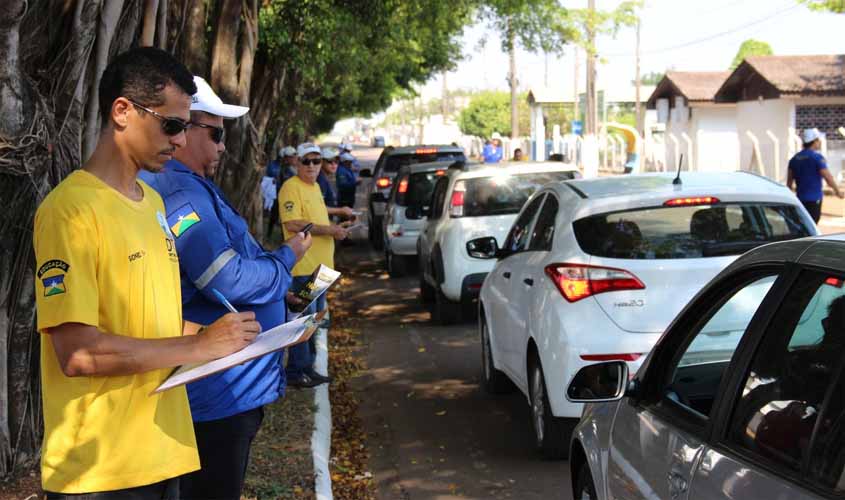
{"left": 568, "top": 233, "right": 845, "bottom": 500}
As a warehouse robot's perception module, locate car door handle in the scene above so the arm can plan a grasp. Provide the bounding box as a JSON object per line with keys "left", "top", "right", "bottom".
{"left": 503, "top": 272, "right": 511, "bottom": 279}
{"left": 523, "top": 278, "right": 534, "bottom": 286}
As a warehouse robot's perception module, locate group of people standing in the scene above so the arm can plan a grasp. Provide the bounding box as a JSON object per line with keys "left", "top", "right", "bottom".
{"left": 32, "top": 46, "right": 352, "bottom": 500}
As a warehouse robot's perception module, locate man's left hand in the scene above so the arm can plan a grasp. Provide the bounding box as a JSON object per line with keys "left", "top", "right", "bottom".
{"left": 338, "top": 206, "right": 355, "bottom": 219}
{"left": 284, "top": 232, "right": 313, "bottom": 261}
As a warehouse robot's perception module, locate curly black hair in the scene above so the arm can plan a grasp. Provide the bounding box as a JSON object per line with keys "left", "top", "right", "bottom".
{"left": 98, "top": 47, "right": 196, "bottom": 125}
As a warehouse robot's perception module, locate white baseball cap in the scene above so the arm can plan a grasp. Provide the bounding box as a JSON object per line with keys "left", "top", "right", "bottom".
{"left": 321, "top": 147, "right": 339, "bottom": 159}
{"left": 491, "top": 132, "right": 502, "bottom": 140}
{"left": 339, "top": 142, "right": 353, "bottom": 152}
{"left": 281, "top": 146, "right": 296, "bottom": 157}
{"left": 803, "top": 128, "right": 822, "bottom": 144}
{"left": 190, "top": 76, "right": 249, "bottom": 118}
{"left": 340, "top": 152, "right": 355, "bottom": 162}
{"left": 297, "top": 142, "right": 321, "bottom": 158}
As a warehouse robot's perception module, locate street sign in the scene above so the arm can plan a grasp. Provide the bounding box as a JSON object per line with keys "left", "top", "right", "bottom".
{"left": 571, "top": 120, "right": 583, "bottom": 135}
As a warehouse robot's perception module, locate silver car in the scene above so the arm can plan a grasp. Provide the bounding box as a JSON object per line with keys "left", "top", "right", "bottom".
{"left": 568, "top": 234, "right": 845, "bottom": 500}
{"left": 382, "top": 161, "right": 451, "bottom": 277}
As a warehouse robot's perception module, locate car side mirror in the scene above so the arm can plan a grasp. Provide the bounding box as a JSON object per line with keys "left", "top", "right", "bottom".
{"left": 359, "top": 169, "right": 372, "bottom": 178}
{"left": 466, "top": 236, "right": 499, "bottom": 259}
{"left": 370, "top": 192, "right": 387, "bottom": 203}
{"left": 566, "top": 361, "right": 629, "bottom": 403}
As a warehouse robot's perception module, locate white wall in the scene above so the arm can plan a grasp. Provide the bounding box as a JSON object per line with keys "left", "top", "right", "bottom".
{"left": 736, "top": 99, "right": 795, "bottom": 182}
{"left": 693, "top": 106, "right": 739, "bottom": 172}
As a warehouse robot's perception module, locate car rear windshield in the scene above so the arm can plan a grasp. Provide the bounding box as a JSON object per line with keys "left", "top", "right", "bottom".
{"left": 572, "top": 203, "right": 811, "bottom": 259}
{"left": 458, "top": 171, "right": 579, "bottom": 217}
{"left": 383, "top": 152, "right": 465, "bottom": 173}
{"left": 396, "top": 171, "right": 443, "bottom": 207}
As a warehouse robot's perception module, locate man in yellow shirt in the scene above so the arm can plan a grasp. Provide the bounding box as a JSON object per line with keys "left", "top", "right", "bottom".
{"left": 279, "top": 143, "right": 352, "bottom": 387}
{"left": 33, "top": 47, "right": 260, "bottom": 499}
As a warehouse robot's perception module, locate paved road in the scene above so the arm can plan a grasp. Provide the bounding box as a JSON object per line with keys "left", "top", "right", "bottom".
{"left": 334, "top": 146, "right": 572, "bottom": 499}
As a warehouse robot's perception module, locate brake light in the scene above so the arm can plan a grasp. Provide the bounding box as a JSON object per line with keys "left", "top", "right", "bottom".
{"left": 415, "top": 148, "right": 437, "bottom": 154}
{"left": 663, "top": 196, "right": 720, "bottom": 207}
{"left": 580, "top": 353, "right": 643, "bottom": 362}
{"left": 449, "top": 181, "right": 466, "bottom": 217}
{"left": 398, "top": 178, "right": 408, "bottom": 194}
{"left": 544, "top": 264, "right": 645, "bottom": 302}
{"left": 376, "top": 177, "right": 392, "bottom": 189}
{"left": 435, "top": 170, "right": 446, "bottom": 176}
{"left": 825, "top": 277, "right": 843, "bottom": 288}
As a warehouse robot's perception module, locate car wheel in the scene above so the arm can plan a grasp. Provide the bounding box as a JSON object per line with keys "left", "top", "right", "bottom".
{"left": 432, "top": 286, "right": 462, "bottom": 325}
{"left": 481, "top": 315, "right": 513, "bottom": 394}
{"left": 386, "top": 250, "right": 408, "bottom": 278}
{"left": 529, "top": 358, "right": 574, "bottom": 459}
{"left": 419, "top": 274, "right": 435, "bottom": 305}
{"left": 575, "top": 462, "right": 598, "bottom": 500}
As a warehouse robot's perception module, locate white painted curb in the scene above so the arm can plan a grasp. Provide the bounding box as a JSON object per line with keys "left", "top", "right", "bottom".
{"left": 312, "top": 326, "right": 333, "bottom": 500}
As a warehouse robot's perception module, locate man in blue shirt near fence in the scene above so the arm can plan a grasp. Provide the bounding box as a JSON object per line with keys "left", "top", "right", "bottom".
{"left": 787, "top": 128, "right": 843, "bottom": 223}
{"left": 141, "top": 76, "right": 312, "bottom": 500}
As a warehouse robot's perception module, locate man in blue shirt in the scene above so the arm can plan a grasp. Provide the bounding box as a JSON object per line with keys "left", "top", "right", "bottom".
{"left": 141, "top": 76, "right": 312, "bottom": 500}
{"left": 482, "top": 132, "right": 504, "bottom": 164}
{"left": 339, "top": 142, "right": 361, "bottom": 172}
{"left": 266, "top": 146, "right": 298, "bottom": 239}
{"left": 787, "top": 128, "right": 843, "bottom": 223}
{"left": 337, "top": 152, "right": 359, "bottom": 208}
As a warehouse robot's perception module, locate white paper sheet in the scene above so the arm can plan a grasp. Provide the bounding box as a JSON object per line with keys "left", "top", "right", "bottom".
{"left": 154, "top": 313, "right": 318, "bottom": 393}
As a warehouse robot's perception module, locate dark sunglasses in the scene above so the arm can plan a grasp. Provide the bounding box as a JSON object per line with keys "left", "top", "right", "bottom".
{"left": 127, "top": 99, "right": 191, "bottom": 136}
{"left": 192, "top": 122, "right": 226, "bottom": 144}
{"left": 301, "top": 158, "right": 322, "bottom": 166}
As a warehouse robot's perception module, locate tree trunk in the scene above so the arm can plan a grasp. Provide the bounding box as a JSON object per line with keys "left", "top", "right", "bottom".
{"left": 507, "top": 17, "right": 518, "bottom": 139}
{"left": 141, "top": 0, "right": 159, "bottom": 46}
{"left": 169, "top": 0, "right": 209, "bottom": 76}
{"left": 155, "top": 0, "right": 167, "bottom": 49}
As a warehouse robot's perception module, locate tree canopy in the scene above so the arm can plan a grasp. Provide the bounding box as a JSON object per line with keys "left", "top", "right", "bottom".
{"left": 730, "top": 39, "right": 773, "bottom": 70}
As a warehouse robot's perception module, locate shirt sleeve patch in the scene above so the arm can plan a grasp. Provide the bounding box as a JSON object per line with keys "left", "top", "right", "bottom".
{"left": 38, "top": 260, "right": 70, "bottom": 297}
{"left": 167, "top": 203, "right": 202, "bottom": 238}
{"left": 284, "top": 200, "right": 295, "bottom": 212}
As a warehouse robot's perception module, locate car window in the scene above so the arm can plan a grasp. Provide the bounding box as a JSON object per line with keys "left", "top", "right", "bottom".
{"left": 502, "top": 195, "right": 546, "bottom": 254}
{"left": 528, "top": 195, "right": 558, "bottom": 251}
{"left": 429, "top": 177, "right": 449, "bottom": 220}
{"left": 383, "top": 152, "right": 465, "bottom": 173}
{"left": 728, "top": 272, "right": 845, "bottom": 476}
{"left": 663, "top": 274, "right": 777, "bottom": 418}
{"left": 396, "top": 170, "right": 443, "bottom": 208}
{"left": 572, "top": 203, "right": 811, "bottom": 260}
{"left": 454, "top": 171, "right": 576, "bottom": 217}
{"left": 390, "top": 173, "right": 408, "bottom": 203}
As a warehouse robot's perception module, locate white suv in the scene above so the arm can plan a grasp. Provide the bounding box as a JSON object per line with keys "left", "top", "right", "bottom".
{"left": 474, "top": 171, "right": 817, "bottom": 458}
{"left": 417, "top": 161, "right": 580, "bottom": 324}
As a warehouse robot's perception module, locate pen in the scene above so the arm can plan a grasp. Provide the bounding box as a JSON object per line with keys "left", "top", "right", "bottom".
{"left": 211, "top": 288, "right": 239, "bottom": 313}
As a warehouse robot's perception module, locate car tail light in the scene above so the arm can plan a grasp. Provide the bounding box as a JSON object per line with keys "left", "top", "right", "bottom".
{"left": 825, "top": 277, "right": 843, "bottom": 287}
{"left": 663, "top": 196, "right": 720, "bottom": 207}
{"left": 580, "top": 353, "right": 642, "bottom": 362}
{"left": 376, "top": 177, "right": 392, "bottom": 189}
{"left": 435, "top": 170, "right": 446, "bottom": 176}
{"left": 415, "top": 148, "right": 437, "bottom": 154}
{"left": 397, "top": 178, "right": 409, "bottom": 194}
{"left": 449, "top": 181, "right": 466, "bottom": 217}
{"left": 544, "top": 264, "right": 645, "bottom": 302}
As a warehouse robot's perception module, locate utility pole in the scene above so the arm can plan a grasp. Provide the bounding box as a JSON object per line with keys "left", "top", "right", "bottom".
{"left": 585, "top": 0, "right": 597, "bottom": 135}
{"left": 573, "top": 46, "right": 580, "bottom": 127}
{"left": 441, "top": 70, "right": 448, "bottom": 118}
{"left": 508, "top": 16, "right": 519, "bottom": 139}
{"left": 635, "top": 17, "right": 642, "bottom": 136}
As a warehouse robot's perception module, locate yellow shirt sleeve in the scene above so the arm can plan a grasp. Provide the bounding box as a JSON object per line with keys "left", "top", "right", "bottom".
{"left": 279, "top": 181, "right": 304, "bottom": 224}
{"left": 34, "top": 201, "right": 99, "bottom": 331}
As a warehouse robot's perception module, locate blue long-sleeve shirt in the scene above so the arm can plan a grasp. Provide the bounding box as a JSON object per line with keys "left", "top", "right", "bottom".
{"left": 317, "top": 172, "right": 337, "bottom": 207}
{"left": 140, "top": 160, "right": 296, "bottom": 422}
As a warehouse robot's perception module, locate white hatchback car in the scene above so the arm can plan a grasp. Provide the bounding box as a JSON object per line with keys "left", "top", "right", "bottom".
{"left": 417, "top": 162, "right": 581, "bottom": 324}
{"left": 474, "top": 172, "right": 817, "bottom": 458}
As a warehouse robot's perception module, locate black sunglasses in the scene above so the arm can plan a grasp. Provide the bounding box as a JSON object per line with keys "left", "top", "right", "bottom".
{"left": 127, "top": 99, "right": 191, "bottom": 136}
{"left": 301, "top": 158, "right": 322, "bottom": 166}
{"left": 192, "top": 122, "right": 226, "bottom": 144}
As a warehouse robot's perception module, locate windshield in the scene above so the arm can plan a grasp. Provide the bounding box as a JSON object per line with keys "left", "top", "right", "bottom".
{"left": 383, "top": 152, "right": 465, "bottom": 173}
{"left": 396, "top": 171, "right": 443, "bottom": 207}
{"left": 573, "top": 203, "right": 812, "bottom": 259}
{"left": 457, "top": 171, "right": 578, "bottom": 217}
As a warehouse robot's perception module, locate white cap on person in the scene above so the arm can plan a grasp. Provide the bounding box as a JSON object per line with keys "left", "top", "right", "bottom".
{"left": 322, "top": 147, "right": 339, "bottom": 160}
{"left": 190, "top": 76, "right": 249, "bottom": 118}
{"left": 803, "top": 128, "right": 822, "bottom": 144}
{"left": 340, "top": 152, "right": 354, "bottom": 162}
{"left": 491, "top": 132, "right": 502, "bottom": 140}
{"left": 297, "top": 142, "right": 321, "bottom": 158}
{"left": 281, "top": 146, "right": 297, "bottom": 157}
{"left": 339, "top": 142, "right": 353, "bottom": 152}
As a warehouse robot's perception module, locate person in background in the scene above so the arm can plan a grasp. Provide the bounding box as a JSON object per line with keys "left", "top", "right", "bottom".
{"left": 33, "top": 47, "right": 260, "bottom": 500}
{"left": 318, "top": 148, "right": 356, "bottom": 221}
{"left": 787, "top": 128, "right": 843, "bottom": 223}
{"left": 279, "top": 143, "right": 353, "bottom": 387}
{"left": 483, "top": 132, "right": 504, "bottom": 164}
{"left": 512, "top": 148, "right": 523, "bottom": 161}
{"left": 338, "top": 142, "right": 361, "bottom": 172}
{"left": 266, "top": 146, "right": 298, "bottom": 239}
{"left": 336, "top": 152, "right": 359, "bottom": 208}
{"left": 140, "top": 76, "right": 313, "bottom": 500}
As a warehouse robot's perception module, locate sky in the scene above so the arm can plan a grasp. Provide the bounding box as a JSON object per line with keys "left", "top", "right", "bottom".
{"left": 418, "top": 0, "right": 845, "bottom": 100}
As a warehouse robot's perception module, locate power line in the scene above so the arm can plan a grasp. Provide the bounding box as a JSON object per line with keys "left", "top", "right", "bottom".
{"left": 604, "top": 3, "right": 801, "bottom": 58}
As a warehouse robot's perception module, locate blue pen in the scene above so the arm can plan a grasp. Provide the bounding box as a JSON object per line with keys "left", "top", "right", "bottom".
{"left": 211, "top": 288, "right": 239, "bottom": 313}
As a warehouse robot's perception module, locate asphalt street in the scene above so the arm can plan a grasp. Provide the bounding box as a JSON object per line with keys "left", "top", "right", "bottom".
{"left": 338, "top": 147, "right": 573, "bottom": 500}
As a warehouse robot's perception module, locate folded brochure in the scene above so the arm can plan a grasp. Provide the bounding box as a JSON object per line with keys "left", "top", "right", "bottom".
{"left": 155, "top": 310, "right": 326, "bottom": 393}
{"left": 288, "top": 264, "right": 341, "bottom": 313}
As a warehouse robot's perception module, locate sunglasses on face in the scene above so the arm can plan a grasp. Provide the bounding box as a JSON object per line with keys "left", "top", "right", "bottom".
{"left": 301, "top": 158, "right": 322, "bottom": 166}
{"left": 192, "top": 122, "right": 226, "bottom": 144}
{"left": 127, "top": 99, "right": 191, "bottom": 136}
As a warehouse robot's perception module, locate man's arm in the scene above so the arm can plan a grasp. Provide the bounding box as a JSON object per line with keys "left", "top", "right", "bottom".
{"left": 786, "top": 168, "right": 795, "bottom": 191}
{"left": 327, "top": 206, "right": 354, "bottom": 218}
{"left": 48, "top": 312, "right": 260, "bottom": 377}
{"left": 821, "top": 168, "right": 844, "bottom": 198}
{"left": 284, "top": 220, "right": 348, "bottom": 240}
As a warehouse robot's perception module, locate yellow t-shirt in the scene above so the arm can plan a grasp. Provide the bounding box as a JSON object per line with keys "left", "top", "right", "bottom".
{"left": 279, "top": 175, "right": 334, "bottom": 276}
{"left": 33, "top": 170, "right": 199, "bottom": 493}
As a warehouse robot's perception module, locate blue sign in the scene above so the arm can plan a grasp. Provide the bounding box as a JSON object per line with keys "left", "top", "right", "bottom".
{"left": 571, "top": 120, "right": 583, "bottom": 135}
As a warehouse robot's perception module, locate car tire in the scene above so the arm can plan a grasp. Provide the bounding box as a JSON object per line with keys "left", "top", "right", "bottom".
{"left": 529, "top": 357, "right": 574, "bottom": 460}
{"left": 481, "top": 315, "right": 513, "bottom": 394}
{"left": 419, "top": 274, "right": 435, "bottom": 305}
{"left": 432, "top": 286, "right": 462, "bottom": 325}
{"left": 575, "top": 462, "right": 598, "bottom": 500}
{"left": 386, "top": 250, "right": 408, "bottom": 278}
